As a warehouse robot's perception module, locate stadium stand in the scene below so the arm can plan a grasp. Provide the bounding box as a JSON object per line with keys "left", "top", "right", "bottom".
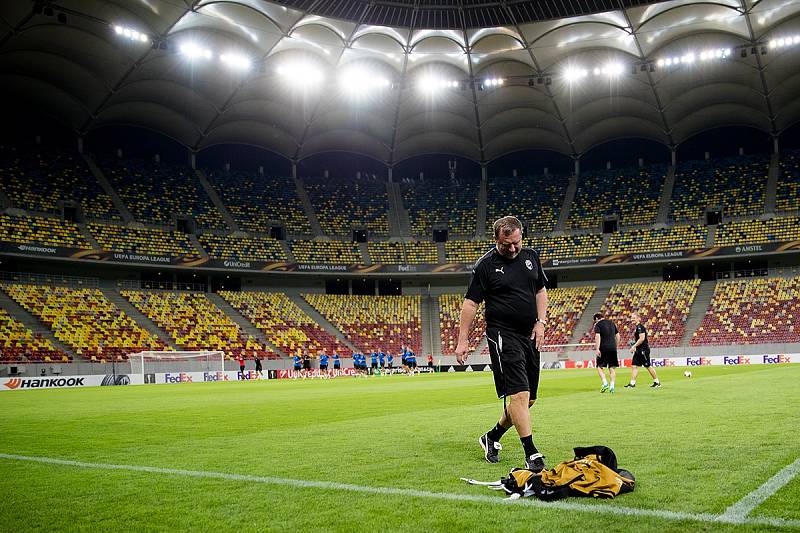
{"left": 715, "top": 216, "right": 800, "bottom": 247}
{"left": 402, "top": 176, "right": 480, "bottom": 237}
{"left": 405, "top": 241, "right": 439, "bottom": 264}
{"left": 777, "top": 150, "right": 800, "bottom": 212}
{"left": 0, "top": 214, "right": 92, "bottom": 249}
{"left": 303, "top": 294, "right": 421, "bottom": 355}
{"left": 579, "top": 279, "right": 700, "bottom": 348}
{"left": 439, "top": 293, "right": 486, "bottom": 355}
{"left": 305, "top": 176, "right": 389, "bottom": 236}
{"left": 0, "top": 307, "right": 70, "bottom": 362}
{"left": 670, "top": 155, "right": 769, "bottom": 221}
{"left": 121, "top": 290, "right": 275, "bottom": 359}
{"left": 290, "top": 240, "right": 362, "bottom": 264}
{"left": 368, "top": 241, "right": 404, "bottom": 264}
{"left": 0, "top": 145, "right": 119, "bottom": 220}
{"left": 691, "top": 276, "right": 800, "bottom": 345}
{"left": 607, "top": 225, "right": 707, "bottom": 254}
{"left": 219, "top": 291, "right": 351, "bottom": 358}
{"left": 2, "top": 284, "right": 165, "bottom": 361}
{"left": 198, "top": 233, "right": 286, "bottom": 262}
{"left": 544, "top": 286, "right": 597, "bottom": 347}
{"left": 445, "top": 240, "right": 494, "bottom": 264}
{"left": 366, "top": 241, "right": 438, "bottom": 264}
{"left": 529, "top": 234, "right": 604, "bottom": 261}
{"left": 89, "top": 223, "right": 198, "bottom": 256}
{"left": 487, "top": 174, "right": 568, "bottom": 234}
{"left": 100, "top": 158, "right": 225, "bottom": 229}
{"left": 568, "top": 166, "right": 665, "bottom": 229}
{"left": 205, "top": 170, "right": 311, "bottom": 235}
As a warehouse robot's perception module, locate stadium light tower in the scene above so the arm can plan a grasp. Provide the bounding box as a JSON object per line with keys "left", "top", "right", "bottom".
{"left": 179, "top": 42, "right": 213, "bottom": 61}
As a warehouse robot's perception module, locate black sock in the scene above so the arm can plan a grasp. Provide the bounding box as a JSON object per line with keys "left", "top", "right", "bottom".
{"left": 520, "top": 435, "right": 538, "bottom": 458}
{"left": 487, "top": 423, "right": 509, "bottom": 442}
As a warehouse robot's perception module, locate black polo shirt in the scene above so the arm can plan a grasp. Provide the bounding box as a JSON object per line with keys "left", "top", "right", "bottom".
{"left": 465, "top": 247, "right": 547, "bottom": 336}
{"left": 595, "top": 319, "right": 618, "bottom": 351}
{"left": 634, "top": 323, "right": 649, "bottom": 351}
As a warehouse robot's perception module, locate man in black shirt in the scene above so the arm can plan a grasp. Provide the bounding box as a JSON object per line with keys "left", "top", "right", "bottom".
{"left": 593, "top": 312, "right": 619, "bottom": 393}
{"left": 625, "top": 312, "right": 661, "bottom": 388}
{"left": 455, "top": 216, "right": 548, "bottom": 472}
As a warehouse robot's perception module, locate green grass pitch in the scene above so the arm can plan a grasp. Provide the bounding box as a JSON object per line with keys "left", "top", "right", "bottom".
{"left": 1, "top": 365, "right": 799, "bottom": 532}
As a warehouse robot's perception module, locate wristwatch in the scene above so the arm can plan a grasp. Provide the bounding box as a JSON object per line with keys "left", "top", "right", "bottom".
{"left": 535, "top": 319, "right": 547, "bottom": 326}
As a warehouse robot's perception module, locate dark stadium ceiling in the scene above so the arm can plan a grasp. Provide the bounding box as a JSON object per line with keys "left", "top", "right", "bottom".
{"left": 1, "top": 0, "right": 800, "bottom": 164}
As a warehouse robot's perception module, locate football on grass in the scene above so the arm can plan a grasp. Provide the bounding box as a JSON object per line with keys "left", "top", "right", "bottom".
{"left": 684, "top": 371, "right": 693, "bottom": 378}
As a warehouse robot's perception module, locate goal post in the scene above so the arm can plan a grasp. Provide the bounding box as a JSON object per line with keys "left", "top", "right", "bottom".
{"left": 129, "top": 351, "right": 225, "bottom": 383}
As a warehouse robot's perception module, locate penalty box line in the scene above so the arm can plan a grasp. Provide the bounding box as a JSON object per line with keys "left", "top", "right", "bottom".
{"left": 721, "top": 457, "right": 800, "bottom": 522}
{"left": 1, "top": 453, "right": 799, "bottom": 530}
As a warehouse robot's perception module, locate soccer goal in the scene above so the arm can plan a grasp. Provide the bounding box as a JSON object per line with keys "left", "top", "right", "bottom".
{"left": 129, "top": 351, "right": 225, "bottom": 382}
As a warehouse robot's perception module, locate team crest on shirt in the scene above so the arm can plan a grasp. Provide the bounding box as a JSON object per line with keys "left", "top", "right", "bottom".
{"left": 525, "top": 259, "right": 533, "bottom": 270}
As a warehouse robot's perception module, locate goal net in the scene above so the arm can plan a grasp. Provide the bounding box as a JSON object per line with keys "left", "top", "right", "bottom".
{"left": 129, "top": 351, "right": 225, "bottom": 380}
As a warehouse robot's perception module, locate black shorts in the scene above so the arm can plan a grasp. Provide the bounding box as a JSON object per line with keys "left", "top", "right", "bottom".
{"left": 486, "top": 328, "right": 540, "bottom": 399}
{"left": 302, "top": 362, "right": 311, "bottom": 370}
{"left": 371, "top": 362, "right": 378, "bottom": 368}
{"left": 320, "top": 365, "right": 328, "bottom": 370}
{"left": 632, "top": 349, "right": 651, "bottom": 368}
{"left": 597, "top": 349, "right": 619, "bottom": 368}
{"left": 294, "top": 366, "right": 301, "bottom": 371}
{"left": 334, "top": 364, "right": 341, "bottom": 369}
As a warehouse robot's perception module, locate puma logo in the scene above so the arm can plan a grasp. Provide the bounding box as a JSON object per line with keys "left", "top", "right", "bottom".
{"left": 495, "top": 267, "right": 504, "bottom": 274}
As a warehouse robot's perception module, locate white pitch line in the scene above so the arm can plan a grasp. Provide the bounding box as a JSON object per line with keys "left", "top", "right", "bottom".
{"left": 720, "top": 457, "right": 800, "bottom": 522}
{"left": 1, "top": 453, "right": 799, "bottom": 529}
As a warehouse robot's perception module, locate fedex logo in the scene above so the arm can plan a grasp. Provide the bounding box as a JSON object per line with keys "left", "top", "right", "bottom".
{"left": 686, "top": 357, "right": 712, "bottom": 366}
{"left": 204, "top": 372, "right": 229, "bottom": 382}
{"left": 651, "top": 358, "right": 676, "bottom": 367}
{"left": 164, "top": 373, "right": 193, "bottom": 383}
{"left": 723, "top": 356, "right": 750, "bottom": 365}
{"left": 763, "top": 355, "right": 792, "bottom": 364}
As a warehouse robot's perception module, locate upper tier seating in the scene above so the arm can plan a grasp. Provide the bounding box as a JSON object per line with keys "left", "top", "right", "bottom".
{"left": 578, "top": 279, "right": 700, "bottom": 348}
{"left": 305, "top": 176, "right": 389, "bottom": 236}
{"left": 568, "top": 166, "right": 665, "bottom": 229}
{"left": 0, "top": 145, "right": 119, "bottom": 220}
{"left": 303, "top": 294, "right": 421, "bottom": 355}
{"left": 0, "top": 214, "right": 92, "bottom": 249}
{"left": 777, "top": 150, "right": 800, "bottom": 212}
{"left": 529, "top": 234, "right": 604, "bottom": 261}
{"left": 121, "top": 290, "right": 275, "bottom": 359}
{"left": 219, "top": 291, "right": 351, "bottom": 357}
{"left": 101, "top": 158, "right": 225, "bottom": 229}
{"left": 487, "top": 174, "right": 568, "bottom": 234}
{"left": 367, "top": 241, "right": 439, "bottom": 264}
{"left": 2, "top": 284, "right": 165, "bottom": 361}
{"left": 199, "top": 233, "right": 286, "bottom": 262}
{"left": 671, "top": 155, "right": 769, "bottom": 221}
{"left": 0, "top": 307, "right": 70, "bottom": 362}
{"left": 290, "top": 240, "right": 362, "bottom": 264}
{"left": 445, "top": 240, "right": 494, "bottom": 265}
{"left": 206, "top": 170, "right": 311, "bottom": 235}
{"left": 715, "top": 216, "right": 800, "bottom": 247}
{"left": 89, "top": 223, "right": 197, "bottom": 256}
{"left": 691, "top": 277, "right": 800, "bottom": 345}
{"left": 608, "top": 225, "right": 707, "bottom": 254}
{"left": 402, "top": 176, "right": 479, "bottom": 237}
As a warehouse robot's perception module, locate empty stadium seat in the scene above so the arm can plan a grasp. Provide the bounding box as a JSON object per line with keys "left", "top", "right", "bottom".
{"left": 608, "top": 225, "right": 707, "bottom": 254}
{"left": 2, "top": 284, "right": 165, "bottom": 361}
{"left": 304, "top": 294, "right": 421, "bottom": 355}
{"left": 777, "top": 150, "right": 800, "bottom": 212}
{"left": 691, "top": 277, "right": 800, "bottom": 345}
{"left": 0, "top": 307, "right": 70, "bottom": 362}
{"left": 290, "top": 240, "right": 362, "bottom": 264}
{"left": 568, "top": 166, "right": 665, "bottom": 229}
{"left": 305, "top": 176, "right": 389, "bottom": 236}
{"left": 89, "top": 223, "right": 198, "bottom": 256}
{"left": 579, "top": 280, "right": 699, "bottom": 348}
{"left": 220, "top": 291, "right": 351, "bottom": 358}
{"left": 199, "top": 233, "right": 286, "bottom": 262}
{"left": 402, "top": 176, "right": 479, "bottom": 237}
{"left": 487, "top": 174, "right": 568, "bottom": 234}
{"left": 0, "top": 144, "right": 120, "bottom": 220}
{"left": 715, "top": 216, "right": 800, "bottom": 247}
{"left": 121, "top": 290, "right": 275, "bottom": 359}
{"left": 0, "top": 214, "right": 92, "bottom": 249}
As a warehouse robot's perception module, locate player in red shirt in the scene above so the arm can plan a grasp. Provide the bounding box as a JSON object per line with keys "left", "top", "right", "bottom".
{"left": 237, "top": 354, "right": 246, "bottom": 380}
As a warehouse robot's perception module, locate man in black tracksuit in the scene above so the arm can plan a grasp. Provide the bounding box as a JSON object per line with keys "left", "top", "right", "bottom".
{"left": 455, "top": 216, "right": 549, "bottom": 472}
{"left": 625, "top": 311, "right": 661, "bottom": 388}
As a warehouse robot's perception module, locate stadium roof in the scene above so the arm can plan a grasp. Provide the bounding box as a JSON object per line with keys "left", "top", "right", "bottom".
{"left": 1, "top": 0, "right": 799, "bottom": 164}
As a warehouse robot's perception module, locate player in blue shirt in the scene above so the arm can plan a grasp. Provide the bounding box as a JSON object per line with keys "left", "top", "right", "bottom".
{"left": 333, "top": 352, "right": 340, "bottom": 375}
{"left": 387, "top": 353, "right": 394, "bottom": 373}
{"left": 406, "top": 349, "right": 417, "bottom": 376}
{"left": 293, "top": 354, "right": 301, "bottom": 378}
{"left": 379, "top": 351, "right": 386, "bottom": 370}
{"left": 370, "top": 351, "right": 379, "bottom": 374}
{"left": 319, "top": 350, "right": 329, "bottom": 378}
